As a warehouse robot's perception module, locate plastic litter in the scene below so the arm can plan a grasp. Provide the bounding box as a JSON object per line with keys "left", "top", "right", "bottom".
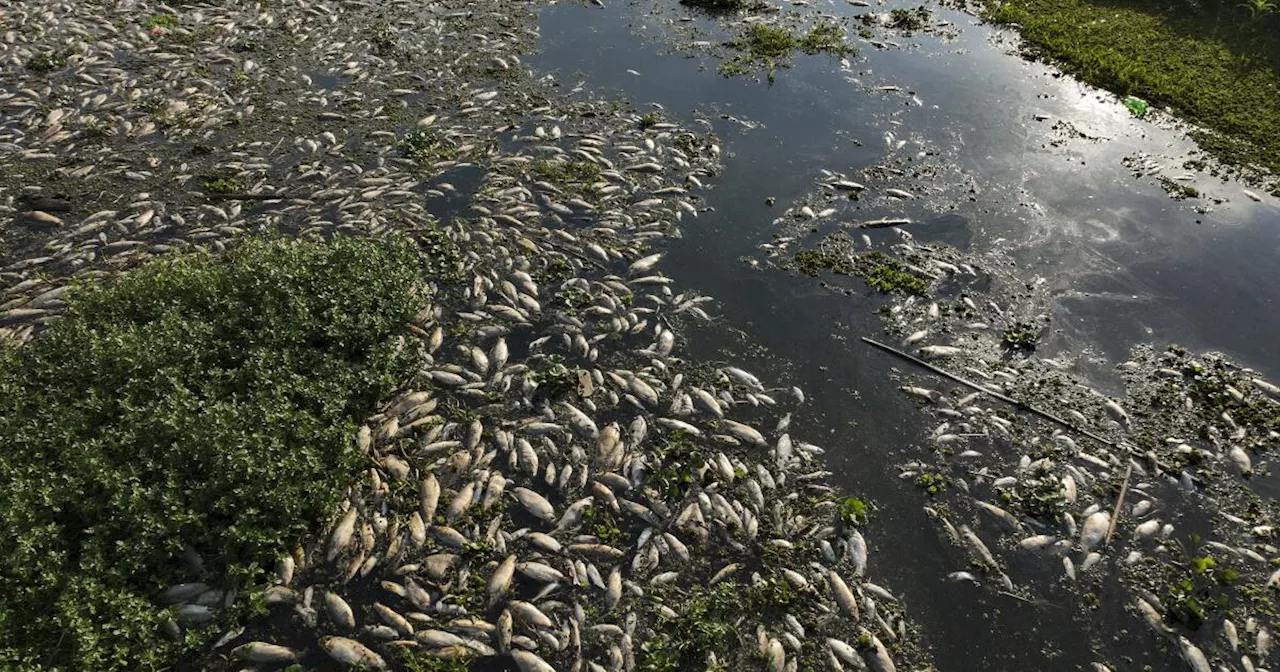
{"left": 1123, "top": 96, "right": 1149, "bottom": 118}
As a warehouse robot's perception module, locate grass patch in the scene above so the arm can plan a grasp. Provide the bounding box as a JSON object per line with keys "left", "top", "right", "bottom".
{"left": 146, "top": 13, "right": 179, "bottom": 29}
{"left": 1158, "top": 176, "right": 1201, "bottom": 199}
{"left": 793, "top": 246, "right": 930, "bottom": 295}
{"left": 984, "top": 0, "right": 1280, "bottom": 187}
{"left": 26, "top": 50, "right": 68, "bottom": 73}
{"left": 722, "top": 22, "right": 855, "bottom": 81}
{"left": 889, "top": 7, "right": 932, "bottom": 32}
{"left": 531, "top": 158, "right": 603, "bottom": 200}
{"left": 400, "top": 128, "right": 456, "bottom": 169}
{"left": 0, "top": 235, "right": 428, "bottom": 670}
{"left": 202, "top": 173, "right": 243, "bottom": 194}
{"left": 641, "top": 583, "right": 740, "bottom": 671}
{"left": 1001, "top": 321, "right": 1041, "bottom": 351}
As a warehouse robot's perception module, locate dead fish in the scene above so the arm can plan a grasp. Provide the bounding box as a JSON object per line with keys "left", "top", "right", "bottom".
{"left": 327, "top": 507, "right": 359, "bottom": 562}
{"left": 1079, "top": 511, "right": 1110, "bottom": 553}
{"left": 513, "top": 487, "right": 556, "bottom": 521}
{"left": 321, "top": 636, "right": 386, "bottom": 669}
{"left": 233, "top": 642, "right": 300, "bottom": 663}
{"left": 1177, "top": 636, "right": 1210, "bottom": 672}
{"left": 489, "top": 554, "right": 517, "bottom": 605}
{"left": 324, "top": 592, "right": 356, "bottom": 630}
{"left": 512, "top": 650, "right": 556, "bottom": 672}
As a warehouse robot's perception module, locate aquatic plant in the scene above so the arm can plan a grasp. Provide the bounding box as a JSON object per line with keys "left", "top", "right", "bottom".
{"left": 722, "top": 22, "right": 855, "bottom": 81}
{"left": 1238, "top": 0, "right": 1276, "bottom": 17}
{"left": 0, "top": 235, "right": 427, "bottom": 670}
{"left": 201, "top": 173, "right": 243, "bottom": 194}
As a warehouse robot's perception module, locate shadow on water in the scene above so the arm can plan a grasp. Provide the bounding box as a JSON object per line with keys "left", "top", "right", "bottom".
{"left": 529, "top": 0, "right": 1280, "bottom": 669}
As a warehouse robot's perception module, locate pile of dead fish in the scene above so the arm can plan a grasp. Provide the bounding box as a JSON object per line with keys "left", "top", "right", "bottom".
{"left": 772, "top": 195, "right": 1280, "bottom": 672}
{"left": 1, "top": 1, "right": 922, "bottom": 670}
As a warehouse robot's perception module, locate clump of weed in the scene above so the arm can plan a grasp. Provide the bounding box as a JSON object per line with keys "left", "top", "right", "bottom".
{"left": 839, "top": 495, "right": 872, "bottom": 526}
{"left": 1158, "top": 177, "right": 1201, "bottom": 200}
{"left": 1164, "top": 535, "right": 1237, "bottom": 629}
{"left": 722, "top": 22, "right": 855, "bottom": 81}
{"left": 915, "top": 471, "right": 949, "bottom": 495}
{"left": 792, "top": 242, "right": 930, "bottom": 296}
{"left": 641, "top": 583, "right": 741, "bottom": 671}
{"left": 400, "top": 128, "right": 456, "bottom": 169}
{"left": 145, "top": 13, "right": 179, "bottom": 29}
{"left": 888, "top": 7, "right": 932, "bottom": 32}
{"left": 680, "top": 0, "right": 753, "bottom": 11}
{"left": 1001, "top": 321, "right": 1041, "bottom": 351}
{"left": 0, "top": 235, "right": 427, "bottom": 670}
{"left": 861, "top": 253, "right": 930, "bottom": 295}
{"left": 26, "top": 50, "right": 69, "bottom": 73}
{"left": 527, "top": 354, "right": 575, "bottom": 400}
{"left": 531, "top": 158, "right": 603, "bottom": 200}
{"left": 639, "top": 111, "right": 662, "bottom": 129}
{"left": 201, "top": 173, "right": 243, "bottom": 194}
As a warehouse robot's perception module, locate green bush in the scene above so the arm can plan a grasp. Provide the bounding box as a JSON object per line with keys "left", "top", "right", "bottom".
{"left": 0, "top": 235, "right": 428, "bottom": 670}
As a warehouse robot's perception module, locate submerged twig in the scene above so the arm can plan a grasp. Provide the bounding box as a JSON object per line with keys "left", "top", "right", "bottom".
{"left": 1104, "top": 462, "right": 1133, "bottom": 546}
{"left": 861, "top": 336, "right": 1117, "bottom": 447}
{"left": 862, "top": 336, "right": 1184, "bottom": 477}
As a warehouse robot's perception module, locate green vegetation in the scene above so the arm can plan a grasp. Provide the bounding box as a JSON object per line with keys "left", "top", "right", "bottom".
{"left": 202, "top": 173, "right": 243, "bottom": 194}
{"left": 1001, "top": 322, "right": 1041, "bottom": 351}
{"left": 641, "top": 583, "right": 740, "bottom": 671}
{"left": 985, "top": 0, "right": 1280, "bottom": 188}
{"left": 1158, "top": 176, "right": 1202, "bottom": 200}
{"left": 650, "top": 434, "right": 699, "bottom": 501}
{"left": 527, "top": 355, "right": 575, "bottom": 400}
{"left": 639, "top": 111, "right": 662, "bottom": 129}
{"left": 145, "top": 13, "right": 178, "bottom": 29}
{"left": 400, "top": 128, "right": 456, "bottom": 169}
{"left": 997, "top": 467, "right": 1068, "bottom": 520}
{"left": 680, "top": 0, "right": 756, "bottom": 11}
{"left": 26, "top": 50, "right": 68, "bottom": 73}
{"left": 722, "top": 22, "right": 855, "bottom": 81}
{"left": 0, "top": 236, "right": 427, "bottom": 670}
{"left": 581, "top": 506, "right": 629, "bottom": 545}
{"left": 1165, "top": 536, "right": 1237, "bottom": 628}
{"left": 793, "top": 247, "right": 930, "bottom": 295}
{"left": 862, "top": 253, "right": 930, "bottom": 295}
{"left": 888, "top": 7, "right": 932, "bottom": 32}
{"left": 395, "top": 648, "right": 471, "bottom": 672}
{"left": 531, "top": 158, "right": 603, "bottom": 200}
{"left": 839, "top": 495, "right": 871, "bottom": 526}
{"left": 915, "top": 471, "right": 949, "bottom": 495}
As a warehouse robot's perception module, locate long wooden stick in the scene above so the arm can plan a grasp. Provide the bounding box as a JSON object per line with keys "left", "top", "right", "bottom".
{"left": 1104, "top": 462, "right": 1133, "bottom": 546}
{"left": 860, "top": 336, "right": 1191, "bottom": 479}
{"left": 861, "top": 337, "right": 1118, "bottom": 447}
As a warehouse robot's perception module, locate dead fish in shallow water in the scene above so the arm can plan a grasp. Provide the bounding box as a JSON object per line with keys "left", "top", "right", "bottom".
{"left": 324, "top": 591, "right": 356, "bottom": 630}
{"left": 1079, "top": 511, "right": 1110, "bottom": 553}
{"left": 513, "top": 487, "right": 556, "bottom": 521}
{"left": 321, "top": 636, "right": 385, "bottom": 669}
{"left": 1177, "top": 636, "right": 1210, "bottom": 672}
{"left": 233, "top": 642, "right": 299, "bottom": 663}
{"left": 512, "top": 650, "right": 556, "bottom": 672}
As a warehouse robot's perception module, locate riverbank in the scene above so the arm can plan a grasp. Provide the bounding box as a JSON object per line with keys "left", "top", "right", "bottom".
{"left": 985, "top": 0, "right": 1280, "bottom": 192}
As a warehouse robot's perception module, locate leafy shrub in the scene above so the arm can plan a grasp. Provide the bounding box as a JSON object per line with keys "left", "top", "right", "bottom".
{"left": 0, "top": 235, "right": 427, "bottom": 670}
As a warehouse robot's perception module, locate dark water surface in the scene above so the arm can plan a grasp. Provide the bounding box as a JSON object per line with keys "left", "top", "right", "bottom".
{"left": 531, "top": 1, "right": 1276, "bottom": 669}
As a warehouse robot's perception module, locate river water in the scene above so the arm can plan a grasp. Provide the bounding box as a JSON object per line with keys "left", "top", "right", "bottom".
{"left": 530, "top": 0, "right": 1278, "bottom": 669}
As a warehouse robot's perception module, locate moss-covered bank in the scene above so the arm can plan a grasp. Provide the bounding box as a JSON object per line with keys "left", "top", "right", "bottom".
{"left": 986, "top": 0, "right": 1280, "bottom": 190}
